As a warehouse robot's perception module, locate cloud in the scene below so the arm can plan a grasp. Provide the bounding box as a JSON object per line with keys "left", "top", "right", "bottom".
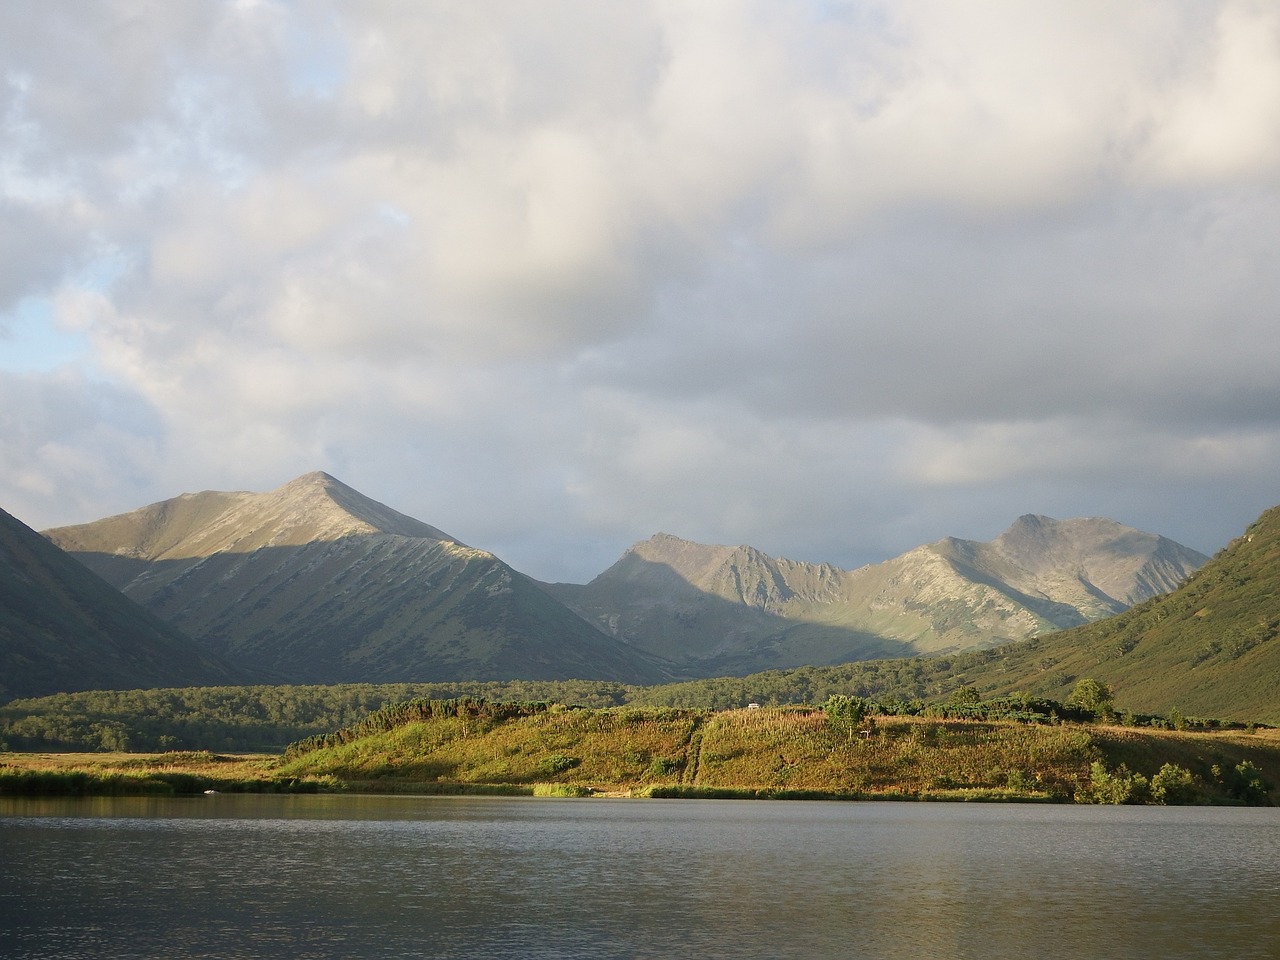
{"left": 2, "top": 0, "right": 1280, "bottom": 582}
{"left": 0, "top": 367, "right": 164, "bottom": 523}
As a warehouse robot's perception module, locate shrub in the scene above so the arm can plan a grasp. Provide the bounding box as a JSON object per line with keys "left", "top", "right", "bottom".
{"left": 1149, "top": 763, "right": 1200, "bottom": 805}
{"left": 1068, "top": 679, "right": 1115, "bottom": 721}
{"left": 824, "top": 696, "right": 872, "bottom": 741}
{"left": 1080, "top": 761, "right": 1149, "bottom": 804}
{"left": 536, "top": 754, "right": 580, "bottom": 776}
{"left": 1213, "top": 760, "right": 1270, "bottom": 805}
{"left": 532, "top": 783, "right": 591, "bottom": 797}
{"left": 647, "top": 757, "right": 684, "bottom": 779}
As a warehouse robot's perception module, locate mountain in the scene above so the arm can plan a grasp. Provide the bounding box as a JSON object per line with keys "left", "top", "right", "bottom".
{"left": 0, "top": 505, "right": 241, "bottom": 701}
{"left": 544, "top": 516, "right": 1208, "bottom": 677}
{"left": 932, "top": 503, "right": 1280, "bottom": 723}
{"left": 44, "top": 472, "right": 666, "bottom": 685}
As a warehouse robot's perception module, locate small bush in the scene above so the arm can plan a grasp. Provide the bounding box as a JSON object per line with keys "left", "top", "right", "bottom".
{"left": 1214, "top": 760, "right": 1270, "bottom": 805}
{"left": 647, "top": 757, "right": 684, "bottom": 779}
{"left": 536, "top": 754, "right": 581, "bottom": 776}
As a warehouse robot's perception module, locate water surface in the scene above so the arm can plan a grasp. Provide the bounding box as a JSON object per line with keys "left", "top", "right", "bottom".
{"left": 2, "top": 795, "right": 1277, "bottom": 959}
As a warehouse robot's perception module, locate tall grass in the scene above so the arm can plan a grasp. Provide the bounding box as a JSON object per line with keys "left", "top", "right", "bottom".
{"left": 0, "top": 750, "right": 336, "bottom": 796}
{"left": 275, "top": 700, "right": 1280, "bottom": 803}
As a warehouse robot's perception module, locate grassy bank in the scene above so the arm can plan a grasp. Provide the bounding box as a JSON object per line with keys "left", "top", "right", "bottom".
{"left": 0, "top": 750, "right": 336, "bottom": 796}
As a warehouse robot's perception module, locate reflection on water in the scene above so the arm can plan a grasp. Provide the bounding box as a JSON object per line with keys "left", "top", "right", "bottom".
{"left": 2, "top": 795, "right": 1278, "bottom": 959}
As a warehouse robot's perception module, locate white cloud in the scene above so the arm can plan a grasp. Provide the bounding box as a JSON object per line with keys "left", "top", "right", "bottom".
{"left": 2, "top": 0, "right": 1280, "bottom": 582}
{"left": 1140, "top": 1, "right": 1280, "bottom": 183}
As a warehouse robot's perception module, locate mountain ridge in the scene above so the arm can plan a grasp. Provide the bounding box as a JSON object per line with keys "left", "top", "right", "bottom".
{"left": 930, "top": 503, "right": 1280, "bottom": 722}
{"left": 31, "top": 474, "right": 1210, "bottom": 691}
{"left": 545, "top": 514, "right": 1208, "bottom": 675}
{"left": 44, "top": 474, "right": 667, "bottom": 686}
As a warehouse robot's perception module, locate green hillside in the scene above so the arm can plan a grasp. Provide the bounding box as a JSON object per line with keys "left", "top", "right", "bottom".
{"left": 933, "top": 504, "right": 1280, "bottom": 723}
{"left": 273, "top": 697, "right": 1280, "bottom": 805}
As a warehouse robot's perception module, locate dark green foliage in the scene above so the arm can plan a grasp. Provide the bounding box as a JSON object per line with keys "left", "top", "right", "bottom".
{"left": 949, "top": 686, "right": 981, "bottom": 706}
{"left": 919, "top": 694, "right": 1092, "bottom": 724}
{"left": 647, "top": 756, "right": 684, "bottom": 778}
{"left": 0, "top": 767, "right": 324, "bottom": 796}
{"left": 0, "top": 622, "right": 1266, "bottom": 761}
{"left": 824, "top": 695, "right": 872, "bottom": 740}
{"left": 536, "top": 754, "right": 581, "bottom": 775}
{"left": 1068, "top": 678, "right": 1115, "bottom": 720}
{"left": 0, "top": 680, "right": 629, "bottom": 753}
{"left": 1080, "top": 761, "right": 1151, "bottom": 804}
{"left": 1213, "top": 760, "right": 1271, "bottom": 805}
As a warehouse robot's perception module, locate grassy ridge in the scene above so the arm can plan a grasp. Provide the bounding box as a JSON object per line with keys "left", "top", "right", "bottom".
{"left": 278, "top": 703, "right": 704, "bottom": 794}
{"left": 274, "top": 701, "right": 1280, "bottom": 804}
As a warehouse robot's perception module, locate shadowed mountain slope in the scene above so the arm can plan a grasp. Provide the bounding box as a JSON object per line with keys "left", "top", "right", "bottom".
{"left": 545, "top": 517, "right": 1208, "bottom": 676}
{"left": 45, "top": 473, "right": 666, "bottom": 685}
{"left": 0, "top": 506, "right": 242, "bottom": 700}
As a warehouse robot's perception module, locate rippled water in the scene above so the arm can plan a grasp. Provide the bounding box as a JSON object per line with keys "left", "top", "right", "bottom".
{"left": 2, "top": 795, "right": 1278, "bottom": 959}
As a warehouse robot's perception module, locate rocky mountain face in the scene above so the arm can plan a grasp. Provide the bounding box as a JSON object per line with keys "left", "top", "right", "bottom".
{"left": 544, "top": 516, "right": 1209, "bottom": 677}
{"left": 45, "top": 473, "right": 667, "bottom": 686}
{"left": 0, "top": 506, "right": 242, "bottom": 700}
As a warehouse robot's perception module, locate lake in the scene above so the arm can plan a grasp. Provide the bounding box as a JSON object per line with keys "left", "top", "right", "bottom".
{"left": 1, "top": 795, "right": 1278, "bottom": 959}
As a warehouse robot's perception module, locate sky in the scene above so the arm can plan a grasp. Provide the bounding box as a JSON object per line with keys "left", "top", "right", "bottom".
{"left": 3, "top": 1, "right": 1280, "bottom": 584}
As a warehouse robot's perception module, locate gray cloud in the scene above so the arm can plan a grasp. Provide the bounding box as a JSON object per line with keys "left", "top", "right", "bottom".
{"left": 2, "top": 1, "right": 1279, "bottom": 583}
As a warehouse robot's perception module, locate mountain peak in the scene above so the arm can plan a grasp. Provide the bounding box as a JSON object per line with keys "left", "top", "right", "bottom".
{"left": 222, "top": 472, "right": 465, "bottom": 549}
{"left": 38, "top": 479, "right": 664, "bottom": 687}
{"left": 265, "top": 471, "right": 454, "bottom": 542}
{"left": 624, "top": 533, "right": 740, "bottom": 580}
{"left": 45, "top": 473, "right": 463, "bottom": 562}
{"left": 282, "top": 470, "right": 341, "bottom": 489}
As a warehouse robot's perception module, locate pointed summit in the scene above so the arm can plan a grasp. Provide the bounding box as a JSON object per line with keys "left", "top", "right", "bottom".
{"left": 45, "top": 472, "right": 461, "bottom": 561}
{"left": 262, "top": 472, "right": 460, "bottom": 545}
{"left": 42, "top": 476, "right": 663, "bottom": 685}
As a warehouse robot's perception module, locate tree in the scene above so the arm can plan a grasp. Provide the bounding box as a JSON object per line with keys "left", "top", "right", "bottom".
{"left": 949, "top": 686, "right": 981, "bottom": 707}
{"left": 1068, "top": 678, "right": 1114, "bottom": 721}
{"left": 824, "top": 695, "right": 871, "bottom": 742}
